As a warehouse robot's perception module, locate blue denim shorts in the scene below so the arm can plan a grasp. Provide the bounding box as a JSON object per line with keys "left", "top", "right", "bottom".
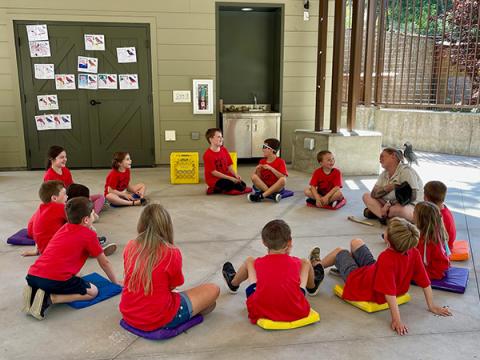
{"left": 163, "top": 292, "right": 193, "bottom": 329}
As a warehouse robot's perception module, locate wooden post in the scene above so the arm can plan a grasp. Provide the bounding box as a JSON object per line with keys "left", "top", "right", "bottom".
{"left": 346, "top": 0, "right": 365, "bottom": 131}
{"left": 363, "top": 0, "right": 377, "bottom": 105}
{"left": 315, "top": 0, "right": 329, "bottom": 131}
{"left": 375, "top": 0, "right": 387, "bottom": 104}
{"left": 330, "top": 0, "right": 347, "bottom": 133}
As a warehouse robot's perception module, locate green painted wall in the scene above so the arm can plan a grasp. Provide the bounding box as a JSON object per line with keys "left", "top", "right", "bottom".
{"left": 0, "top": 0, "right": 333, "bottom": 167}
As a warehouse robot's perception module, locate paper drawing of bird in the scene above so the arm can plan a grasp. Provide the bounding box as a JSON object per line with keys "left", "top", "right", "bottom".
{"left": 403, "top": 142, "right": 419, "bottom": 166}
{"left": 61, "top": 116, "right": 70, "bottom": 123}
{"left": 127, "top": 49, "right": 135, "bottom": 56}
{"left": 36, "top": 118, "right": 45, "bottom": 125}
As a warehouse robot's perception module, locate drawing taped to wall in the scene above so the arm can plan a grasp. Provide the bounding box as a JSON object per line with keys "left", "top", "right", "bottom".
{"left": 98, "top": 74, "right": 117, "bottom": 89}
{"left": 35, "top": 114, "right": 71, "bottom": 131}
{"left": 34, "top": 64, "right": 54, "bottom": 79}
{"left": 119, "top": 74, "right": 139, "bottom": 90}
{"left": 37, "top": 94, "right": 59, "bottom": 111}
{"left": 193, "top": 79, "right": 213, "bottom": 114}
{"left": 84, "top": 34, "right": 105, "bottom": 51}
{"left": 55, "top": 74, "right": 76, "bottom": 90}
{"left": 26, "top": 24, "right": 48, "bottom": 41}
{"left": 29, "top": 41, "right": 51, "bottom": 57}
{"left": 78, "top": 56, "right": 98, "bottom": 73}
{"left": 78, "top": 74, "right": 98, "bottom": 90}
{"left": 116, "top": 47, "right": 136, "bottom": 63}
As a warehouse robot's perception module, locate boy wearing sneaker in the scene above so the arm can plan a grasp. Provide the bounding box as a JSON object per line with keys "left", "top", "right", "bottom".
{"left": 23, "top": 197, "right": 122, "bottom": 320}
{"left": 222, "top": 220, "right": 324, "bottom": 324}
{"left": 248, "top": 138, "right": 287, "bottom": 203}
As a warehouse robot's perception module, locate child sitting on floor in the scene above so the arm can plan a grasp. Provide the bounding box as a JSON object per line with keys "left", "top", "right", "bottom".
{"left": 304, "top": 150, "right": 344, "bottom": 208}
{"left": 44, "top": 145, "right": 105, "bottom": 217}
{"left": 222, "top": 219, "right": 324, "bottom": 324}
{"left": 203, "top": 128, "right": 248, "bottom": 194}
{"left": 321, "top": 217, "right": 451, "bottom": 335}
{"left": 414, "top": 201, "right": 450, "bottom": 280}
{"left": 248, "top": 138, "right": 288, "bottom": 203}
{"left": 22, "top": 180, "right": 67, "bottom": 257}
{"left": 424, "top": 181, "right": 456, "bottom": 251}
{"left": 120, "top": 204, "right": 219, "bottom": 331}
{"left": 24, "top": 197, "right": 122, "bottom": 320}
{"left": 104, "top": 152, "right": 147, "bottom": 206}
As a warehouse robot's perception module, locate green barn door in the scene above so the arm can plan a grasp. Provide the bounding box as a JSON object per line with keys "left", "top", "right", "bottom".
{"left": 14, "top": 21, "right": 154, "bottom": 169}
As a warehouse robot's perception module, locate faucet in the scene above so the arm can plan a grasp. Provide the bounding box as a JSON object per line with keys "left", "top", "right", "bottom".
{"left": 253, "top": 94, "right": 258, "bottom": 109}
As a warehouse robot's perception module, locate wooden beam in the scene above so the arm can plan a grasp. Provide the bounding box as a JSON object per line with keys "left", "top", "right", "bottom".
{"left": 315, "top": 0, "right": 329, "bottom": 131}
{"left": 363, "top": 0, "right": 377, "bottom": 105}
{"left": 330, "top": 0, "right": 347, "bottom": 133}
{"left": 346, "top": 0, "right": 365, "bottom": 131}
{"left": 375, "top": 0, "right": 387, "bottom": 104}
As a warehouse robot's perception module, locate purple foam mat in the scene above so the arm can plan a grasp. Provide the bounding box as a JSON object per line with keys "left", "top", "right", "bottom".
{"left": 6, "top": 228, "right": 35, "bottom": 246}
{"left": 280, "top": 189, "right": 294, "bottom": 198}
{"left": 120, "top": 315, "right": 204, "bottom": 340}
{"left": 431, "top": 267, "right": 469, "bottom": 294}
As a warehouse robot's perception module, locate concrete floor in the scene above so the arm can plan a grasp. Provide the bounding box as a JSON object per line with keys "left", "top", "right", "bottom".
{"left": 1, "top": 152, "right": 479, "bottom": 360}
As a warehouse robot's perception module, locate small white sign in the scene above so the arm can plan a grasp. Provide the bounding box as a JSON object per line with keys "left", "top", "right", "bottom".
{"left": 37, "top": 94, "right": 59, "bottom": 111}
{"left": 78, "top": 56, "right": 98, "bottom": 73}
{"left": 173, "top": 90, "right": 191, "bottom": 103}
{"left": 29, "top": 41, "right": 51, "bottom": 57}
{"left": 119, "top": 74, "right": 139, "bottom": 90}
{"left": 27, "top": 24, "right": 48, "bottom": 41}
{"left": 84, "top": 34, "right": 105, "bottom": 51}
{"left": 55, "top": 74, "right": 76, "bottom": 90}
{"left": 35, "top": 114, "right": 72, "bottom": 131}
{"left": 117, "top": 47, "right": 137, "bottom": 63}
{"left": 34, "top": 64, "right": 54, "bottom": 79}
{"left": 98, "top": 74, "right": 117, "bottom": 89}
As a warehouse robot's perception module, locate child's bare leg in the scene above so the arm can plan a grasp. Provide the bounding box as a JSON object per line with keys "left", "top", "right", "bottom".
{"left": 184, "top": 283, "right": 220, "bottom": 316}
{"left": 21, "top": 248, "right": 39, "bottom": 257}
{"left": 130, "top": 183, "right": 146, "bottom": 198}
{"left": 262, "top": 177, "right": 286, "bottom": 197}
{"left": 329, "top": 188, "right": 344, "bottom": 202}
{"left": 350, "top": 238, "right": 365, "bottom": 253}
{"left": 388, "top": 204, "right": 414, "bottom": 222}
{"left": 51, "top": 284, "right": 98, "bottom": 304}
{"left": 304, "top": 187, "right": 314, "bottom": 197}
{"left": 320, "top": 247, "right": 344, "bottom": 268}
{"left": 231, "top": 258, "right": 250, "bottom": 287}
{"left": 362, "top": 192, "right": 384, "bottom": 217}
{"left": 300, "top": 259, "right": 316, "bottom": 289}
{"left": 251, "top": 174, "right": 268, "bottom": 192}
{"left": 106, "top": 193, "right": 141, "bottom": 206}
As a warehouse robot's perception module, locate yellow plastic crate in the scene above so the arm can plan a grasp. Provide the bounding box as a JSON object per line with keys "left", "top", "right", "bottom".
{"left": 170, "top": 152, "right": 199, "bottom": 184}
{"left": 229, "top": 152, "right": 238, "bottom": 173}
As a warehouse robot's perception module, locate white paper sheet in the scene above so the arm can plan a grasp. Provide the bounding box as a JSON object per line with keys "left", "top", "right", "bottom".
{"left": 78, "top": 74, "right": 98, "bottom": 90}
{"left": 84, "top": 34, "right": 105, "bottom": 51}
{"left": 116, "top": 47, "right": 137, "bottom": 63}
{"left": 54, "top": 114, "right": 72, "bottom": 129}
{"left": 119, "top": 74, "right": 139, "bottom": 90}
{"left": 29, "top": 41, "right": 51, "bottom": 57}
{"left": 27, "top": 24, "right": 48, "bottom": 41}
{"left": 35, "top": 114, "right": 72, "bottom": 131}
{"left": 37, "top": 94, "right": 59, "bottom": 111}
{"left": 34, "top": 64, "right": 54, "bottom": 79}
{"left": 98, "top": 74, "right": 117, "bottom": 89}
{"left": 55, "top": 74, "right": 76, "bottom": 90}
{"left": 78, "top": 56, "right": 98, "bottom": 73}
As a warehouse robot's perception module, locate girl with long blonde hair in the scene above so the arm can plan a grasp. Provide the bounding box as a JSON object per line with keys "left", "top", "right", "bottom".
{"left": 119, "top": 204, "right": 219, "bottom": 331}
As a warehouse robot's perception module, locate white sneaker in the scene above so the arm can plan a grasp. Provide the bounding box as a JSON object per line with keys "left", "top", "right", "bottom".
{"left": 274, "top": 193, "right": 282, "bottom": 203}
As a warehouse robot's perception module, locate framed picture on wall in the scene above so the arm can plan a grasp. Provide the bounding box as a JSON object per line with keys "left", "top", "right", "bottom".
{"left": 192, "top": 79, "right": 213, "bottom": 114}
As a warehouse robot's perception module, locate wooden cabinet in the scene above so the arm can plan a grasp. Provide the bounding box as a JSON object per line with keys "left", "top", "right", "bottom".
{"left": 222, "top": 113, "right": 280, "bottom": 158}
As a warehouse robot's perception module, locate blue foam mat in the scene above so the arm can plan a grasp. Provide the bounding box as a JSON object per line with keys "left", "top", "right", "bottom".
{"left": 7, "top": 228, "right": 35, "bottom": 246}
{"left": 68, "top": 272, "right": 122, "bottom": 309}
{"left": 431, "top": 267, "right": 469, "bottom": 294}
{"left": 120, "top": 315, "right": 204, "bottom": 340}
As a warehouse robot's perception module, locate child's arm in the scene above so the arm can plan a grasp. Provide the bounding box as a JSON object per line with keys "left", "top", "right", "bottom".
{"left": 96, "top": 253, "right": 122, "bottom": 286}
{"left": 385, "top": 294, "right": 408, "bottom": 335}
{"left": 227, "top": 165, "right": 242, "bottom": 180}
{"left": 310, "top": 185, "right": 324, "bottom": 206}
{"left": 107, "top": 186, "right": 133, "bottom": 200}
{"left": 422, "top": 285, "right": 452, "bottom": 316}
{"left": 260, "top": 164, "right": 286, "bottom": 180}
{"left": 21, "top": 246, "right": 39, "bottom": 257}
{"left": 212, "top": 169, "right": 240, "bottom": 182}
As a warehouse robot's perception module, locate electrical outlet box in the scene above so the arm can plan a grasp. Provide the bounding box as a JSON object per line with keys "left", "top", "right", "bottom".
{"left": 165, "top": 130, "right": 176, "bottom": 141}
{"left": 191, "top": 131, "right": 200, "bottom": 140}
{"left": 172, "top": 90, "right": 191, "bottom": 103}
{"left": 304, "top": 137, "right": 315, "bottom": 150}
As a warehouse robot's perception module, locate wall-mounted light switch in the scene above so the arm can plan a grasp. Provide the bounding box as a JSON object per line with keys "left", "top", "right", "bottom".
{"left": 191, "top": 132, "right": 200, "bottom": 140}
{"left": 165, "top": 130, "right": 176, "bottom": 141}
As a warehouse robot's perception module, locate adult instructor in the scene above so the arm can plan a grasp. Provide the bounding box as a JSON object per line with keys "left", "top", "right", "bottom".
{"left": 362, "top": 148, "right": 423, "bottom": 223}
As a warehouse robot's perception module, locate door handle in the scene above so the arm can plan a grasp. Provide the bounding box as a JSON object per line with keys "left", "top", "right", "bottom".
{"left": 90, "top": 99, "right": 102, "bottom": 106}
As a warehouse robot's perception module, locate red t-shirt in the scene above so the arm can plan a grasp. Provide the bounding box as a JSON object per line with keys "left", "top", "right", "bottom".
{"left": 119, "top": 240, "right": 184, "bottom": 331}
{"left": 343, "top": 247, "right": 430, "bottom": 304}
{"left": 416, "top": 235, "right": 450, "bottom": 280}
{"left": 28, "top": 223, "right": 102, "bottom": 281}
{"left": 441, "top": 206, "right": 456, "bottom": 250}
{"left": 28, "top": 202, "right": 67, "bottom": 254}
{"left": 104, "top": 168, "right": 131, "bottom": 196}
{"left": 309, "top": 167, "right": 343, "bottom": 196}
{"left": 246, "top": 254, "right": 310, "bottom": 324}
{"left": 202, "top": 146, "right": 234, "bottom": 187}
{"left": 43, "top": 167, "right": 73, "bottom": 188}
{"left": 258, "top": 157, "right": 288, "bottom": 187}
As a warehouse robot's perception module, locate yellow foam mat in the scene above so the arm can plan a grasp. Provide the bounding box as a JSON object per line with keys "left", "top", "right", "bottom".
{"left": 256, "top": 309, "right": 320, "bottom": 330}
{"left": 333, "top": 284, "right": 411, "bottom": 313}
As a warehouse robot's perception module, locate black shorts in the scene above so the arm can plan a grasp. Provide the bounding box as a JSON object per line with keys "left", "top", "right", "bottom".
{"left": 335, "top": 244, "right": 376, "bottom": 281}
{"left": 26, "top": 274, "right": 91, "bottom": 295}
